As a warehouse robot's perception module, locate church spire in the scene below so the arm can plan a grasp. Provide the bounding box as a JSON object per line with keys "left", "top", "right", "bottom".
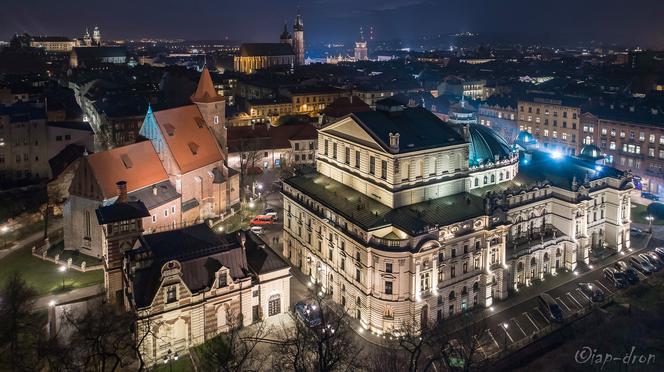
{"left": 191, "top": 66, "right": 224, "bottom": 103}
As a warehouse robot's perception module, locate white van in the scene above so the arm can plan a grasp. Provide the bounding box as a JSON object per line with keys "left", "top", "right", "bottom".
{"left": 250, "top": 226, "right": 264, "bottom": 234}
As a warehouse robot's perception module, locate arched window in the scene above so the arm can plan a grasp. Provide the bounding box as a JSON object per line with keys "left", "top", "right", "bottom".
{"left": 517, "top": 262, "right": 524, "bottom": 271}
{"left": 556, "top": 248, "right": 562, "bottom": 257}
{"left": 543, "top": 252, "right": 550, "bottom": 261}
{"left": 449, "top": 291, "right": 456, "bottom": 300}
{"left": 473, "top": 281, "right": 480, "bottom": 292}
{"left": 461, "top": 286, "right": 468, "bottom": 295}
{"left": 530, "top": 257, "right": 537, "bottom": 266}
{"left": 84, "top": 211, "right": 91, "bottom": 238}
{"left": 483, "top": 175, "right": 488, "bottom": 184}
{"left": 475, "top": 178, "right": 479, "bottom": 187}
{"left": 499, "top": 172, "right": 504, "bottom": 181}
{"left": 490, "top": 174, "right": 495, "bottom": 182}
{"left": 268, "top": 294, "right": 281, "bottom": 316}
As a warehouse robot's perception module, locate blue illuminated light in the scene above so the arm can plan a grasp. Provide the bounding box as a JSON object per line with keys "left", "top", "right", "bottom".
{"left": 551, "top": 151, "right": 562, "bottom": 159}
{"left": 595, "top": 165, "right": 603, "bottom": 172}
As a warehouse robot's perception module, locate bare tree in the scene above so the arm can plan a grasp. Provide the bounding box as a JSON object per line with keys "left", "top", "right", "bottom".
{"left": 438, "top": 312, "right": 491, "bottom": 372}
{"left": 272, "top": 296, "right": 363, "bottom": 372}
{"left": 0, "top": 272, "right": 41, "bottom": 371}
{"left": 199, "top": 310, "right": 268, "bottom": 372}
{"left": 57, "top": 298, "right": 147, "bottom": 371}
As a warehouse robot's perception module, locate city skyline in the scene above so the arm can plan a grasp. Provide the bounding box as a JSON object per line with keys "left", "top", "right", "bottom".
{"left": 1, "top": 0, "right": 664, "bottom": 47}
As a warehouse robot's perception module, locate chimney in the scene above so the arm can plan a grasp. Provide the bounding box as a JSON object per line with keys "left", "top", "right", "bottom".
{"left": 152, "top": 184, "right": 158, "bottom": 196}
{"left": 116, "top": 181, "right": 128, "bottom": 203}
{"left": 629, "top": 106, "right": 635, "bottom": 112}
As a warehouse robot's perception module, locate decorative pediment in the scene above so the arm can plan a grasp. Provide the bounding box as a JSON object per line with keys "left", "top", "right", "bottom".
{"left": 320, "top": 117, "right": 384, "bottom": 151}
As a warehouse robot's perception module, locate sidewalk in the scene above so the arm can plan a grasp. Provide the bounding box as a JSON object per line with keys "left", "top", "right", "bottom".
{"left": 0, "top": 219, "right": 63, "bottom": 261}
{"left": 34, "top": 283, "right": 104, "bottom": 309}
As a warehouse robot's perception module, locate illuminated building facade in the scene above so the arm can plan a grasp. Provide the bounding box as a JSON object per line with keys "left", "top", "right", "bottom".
{"left": 282, "top": 101, "right": 633, "bottom": 334}
{"left": 517, "top": 95, "right": 585, "bottom": 156}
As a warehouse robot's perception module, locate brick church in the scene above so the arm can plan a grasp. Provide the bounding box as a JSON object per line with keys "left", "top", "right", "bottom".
{"left": 63, "top": 67, "right": 241, "bottom": 260}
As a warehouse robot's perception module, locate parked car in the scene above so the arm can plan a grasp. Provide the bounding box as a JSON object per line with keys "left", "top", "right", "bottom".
{"left": 250, "top": 226, "right": 264, "bottom": 234}
{"left": 615, "top": 261, "right": 640, "bottom": 284}
{"left": 263, "top": 208, "right": 279, "bottom": 221}
{"left": 629, "top": 256, "right": 653, "bottom": 275}
{"left": 654, "top": 247, "right": 664, "bottom": 260}
{"left": 603, "top": 267, "right": 627, "bottom": 288}
{"left": 630, "top": 227, "right": 643, "bottom": 234}
{"left": 639, "top": 253, "right": 661, "bottom": 271}
{"left": 641, "top": 192, "right": 660, "bottom": 201}
{"left": 577, "top": 282, "right": 605, "bottom": 302}
{"left": 644, "top": 252, "right": 664, "bottom": 269}
{"left": 250, "top": 215, "right": 274, "bottom": 226}
{"left": 294, "top": 301, "right": 321, "bottom": 327}
{"left": 537, "top": 293, "right": 564, "bottom": 323}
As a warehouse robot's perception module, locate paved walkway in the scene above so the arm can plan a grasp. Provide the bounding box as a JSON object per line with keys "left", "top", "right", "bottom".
{"left": 34, "top": 283, "right": 104, "bottom": 309}
{"left": 0, "top": 219, "right": 62, "bottom": 260}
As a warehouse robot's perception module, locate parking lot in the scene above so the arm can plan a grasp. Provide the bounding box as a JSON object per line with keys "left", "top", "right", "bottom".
{"left": 453, "top": 236, "right": 663, "bottom": 364}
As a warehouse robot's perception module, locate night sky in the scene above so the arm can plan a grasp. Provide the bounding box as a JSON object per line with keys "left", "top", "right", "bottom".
{"left": 1, "top": 0, "right": 663, "bottom": 47}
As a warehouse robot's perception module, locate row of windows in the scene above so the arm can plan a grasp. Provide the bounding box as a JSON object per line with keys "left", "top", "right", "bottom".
{"left": 151, "top": 206, "right": 177, "bottom": 223}
{"left": 521, "top": 106, "right": 578, "bottom": 119}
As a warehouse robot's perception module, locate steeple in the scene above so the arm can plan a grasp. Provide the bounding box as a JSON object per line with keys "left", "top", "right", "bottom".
{"left": 191, "top": 66, "right": 227, "bottom": 157}
{"left": 294, "top": 14, "right": 304, "bottom": 32}
{"left": 191, "top": 66, "right": 224, "bottom": 104}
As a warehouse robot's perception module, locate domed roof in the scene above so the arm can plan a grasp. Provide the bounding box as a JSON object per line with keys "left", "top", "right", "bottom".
{"left": 580, "top": 144, "right": 603, "bottom": 159}
{"left": 468, "top": 124, "right": 513, "bottom": 166}
{"left": 517, "top": 130, "right": 536, "bottom": 144}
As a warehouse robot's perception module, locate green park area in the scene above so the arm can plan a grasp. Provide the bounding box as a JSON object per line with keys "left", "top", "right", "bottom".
{"left": 0, "top": 244, "right": 103, "bottom": 296}
{"left": 153, "top": 356, "right": 194, "bottom": 372}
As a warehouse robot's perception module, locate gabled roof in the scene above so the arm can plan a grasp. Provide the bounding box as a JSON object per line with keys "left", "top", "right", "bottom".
{"left": 131, "top": 225, "right": 251, "bottom": 308}
{"left": 239, "top": 43, "right": 294, "bottom": 57}
{"left": 149, "top": 105, "right": 224, "bottom": 173}
{"left": 191, "top": 67, "right": 224, "bottom": 104}
{"left": 86, "top": 141, "right": 168, "bottom": 200}
{"left": 322, "top": 96, "right": 371, "bottom": 118}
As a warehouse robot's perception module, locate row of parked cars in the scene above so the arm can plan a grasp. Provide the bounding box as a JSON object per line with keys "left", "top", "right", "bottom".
{"left": 538, "top": 247, "right": 664, "bottom": 324}
{"left": 603, "top": 248, "right": 664, "bottom": 287}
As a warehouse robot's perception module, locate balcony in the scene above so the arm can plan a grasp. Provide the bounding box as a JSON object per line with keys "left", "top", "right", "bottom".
{"left": 509, "top": 226, "right": 569, "bottom": 259}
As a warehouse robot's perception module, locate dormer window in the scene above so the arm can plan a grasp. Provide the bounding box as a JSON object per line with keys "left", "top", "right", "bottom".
{"left": 166, "top": 286, "right": 177, "bottom": 303}
{"left": 213, "top": 115, "right": 219, "bottom": 125}
{"left": 218, "top": 273, "right": 228, "bottom": 288}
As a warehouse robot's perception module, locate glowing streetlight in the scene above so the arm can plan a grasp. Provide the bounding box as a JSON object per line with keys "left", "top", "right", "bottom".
{"left": 48, "top": 300, "right": 56, "bottom": 307}
{"left": 59, "top": 266, "right": 67, "bottom": 290}
{"left": 645, "top": 215, "right": 654, "bottom": 233}
{"left": 1, "top": 225, "right": 9, "bottom": 249}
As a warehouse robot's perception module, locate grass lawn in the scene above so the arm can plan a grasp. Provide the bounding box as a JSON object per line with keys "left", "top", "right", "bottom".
{"left": 631, "top": 203, "right": 664, "bottom": 225}
{"left": 0, "top": 244, "right": 103, "bottom": 296}
{"left": 152, "top": 356, "right": 194, "bottom": 372}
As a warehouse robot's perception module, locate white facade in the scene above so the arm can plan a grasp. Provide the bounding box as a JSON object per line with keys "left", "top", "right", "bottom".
{"left": 282, "top": 110, "right": 633, "bottom": 334}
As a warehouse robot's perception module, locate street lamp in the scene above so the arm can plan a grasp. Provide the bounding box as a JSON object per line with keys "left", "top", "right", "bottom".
{"left": 59, "top": 266, "right": 67, "bottom": 290}
{"left": 1, "top": 225, "right": 9, "bottom": 249}
{"left": 645, "top": 215, "right": 654, "bottom": 233}
{"left": 163, "top": 349, "right": 178, "bottom": 372}
{"left": 502, "top": 323, "right": 509, "bottom": 351}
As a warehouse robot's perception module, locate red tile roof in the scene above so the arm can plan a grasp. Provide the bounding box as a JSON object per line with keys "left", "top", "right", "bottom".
{"left": 87, "top": 141, "right": 168, "bottom": 199}
{"left": 152, "top": 105, "right": 224, "bottom": 173}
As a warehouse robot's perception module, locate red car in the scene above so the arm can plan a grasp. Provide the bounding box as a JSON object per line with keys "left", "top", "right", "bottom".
{"left": 250, "top": 215, "right": 274, "bottom": 225}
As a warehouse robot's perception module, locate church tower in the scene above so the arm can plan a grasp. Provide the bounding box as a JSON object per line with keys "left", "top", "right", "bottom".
{"left": 96, "top": 181, "right": 149, "bottom": 308}
{"left": 280, "top": 23, "right": 292, "bottom": 45}
{"left": 83, "top": 28, "right": 92, "bottom": 47}
{"left": 191, "top": 66, "right": 227, "bottom": 155}
{"left": 354, "top": 27, "right": 368, "bottom": 61}
{"left": 293, "top": 14, "right": 304, "bottom": 65}
{"left": 92, "top": 26, "right": 101, "bottom": 46}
